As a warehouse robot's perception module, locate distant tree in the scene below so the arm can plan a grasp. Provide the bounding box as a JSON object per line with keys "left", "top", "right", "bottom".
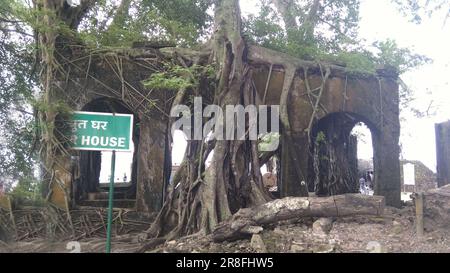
{"left": 0, "top": 0, "right": 38, "bottom": 196}
{"left": 392, "top": 0, "right": 450, "bottom": 24}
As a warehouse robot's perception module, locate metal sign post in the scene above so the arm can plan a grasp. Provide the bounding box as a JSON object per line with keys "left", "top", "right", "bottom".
{"left": 106, "top": 149, "right": 116, "bottom": 253}
{"left": 105, "top": 112, "right": 117, "bottom": 253}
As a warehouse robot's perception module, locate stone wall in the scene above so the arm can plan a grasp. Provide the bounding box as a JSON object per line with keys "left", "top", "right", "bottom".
{"left": 435, "top": 121, "right": 450, "bottom": 187}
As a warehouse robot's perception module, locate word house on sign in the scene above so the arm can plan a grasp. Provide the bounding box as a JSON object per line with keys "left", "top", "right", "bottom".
{"left": 70, "top": 111, "right": 134, "bottom": 152}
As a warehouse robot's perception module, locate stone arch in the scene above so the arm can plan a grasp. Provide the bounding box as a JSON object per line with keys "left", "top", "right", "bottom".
{"left": 308, "top": 111, "right": 379, "bottom": 196}
{"left": 269, "top": 67, "right": 401, "bottom": 207}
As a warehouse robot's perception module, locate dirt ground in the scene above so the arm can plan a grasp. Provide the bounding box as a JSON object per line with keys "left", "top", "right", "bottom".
{"left": 1, "top": 203, "right": 449, "bottom": 253}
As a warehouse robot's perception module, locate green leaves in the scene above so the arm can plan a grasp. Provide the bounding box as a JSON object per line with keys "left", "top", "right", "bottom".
{"left": 392, "top": 0, "right": 450, "bottom": 24}
{"left": 258, "top": 132, "right": 280, "bottom": 152}
{"left": 0, "top": 0, "right": 37, "bottom": 189}
{"left": 243, "top": 0, "right": 432, "bottom": 75}
{"left": 143, "top": 65, "right": 195, "bottom": 91}
{"left": 373, "top": 39, "right": 432, "bottom": 73}
{"left": 142, "top": 63, "right": 213, "bottom": 91}
{"left": 243, "top": 0, "right": 361, "bottom": 60}
{"left": 315, "top": 131, "right": 327, "bottom": 144}
{"left": 243, "top": 4, "right": 286, "bottom": 52}
{"left": 143, "top": 73, "right": 194, "bottom": 91}
{"left": 9, "top": 176, "right": 44, "bottom": 206}
{"left": 78, "top": 0, "right": 213, "bottom": 48}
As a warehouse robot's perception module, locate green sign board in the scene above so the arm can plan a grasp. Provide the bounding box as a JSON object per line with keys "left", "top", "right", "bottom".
{"left": 70, "top": 111, "right": 133, "bottom": 151}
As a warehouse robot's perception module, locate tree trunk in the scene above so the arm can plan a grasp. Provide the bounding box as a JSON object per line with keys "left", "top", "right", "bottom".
{"left": 212, "top": 193, "right": 385, "bottom": 242}
{"left": 271, "top": 0, "right": 298, "bottom": 31}
{"left": 145, "top": 0, "right": 271, "bottom": 240}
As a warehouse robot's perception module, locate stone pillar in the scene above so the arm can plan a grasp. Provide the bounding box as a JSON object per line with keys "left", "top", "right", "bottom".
{"left": 373, "top": 125, "right": 401, "bottom": 207}
{"left": 347, "top": 134, "right": 359, "bottom": 193}
{"left": 136, "top": 116, "right": 168, "bottom": 213}
{"left": 435, "top": 121, "right": 450, "bottom": 187}
{"left": 368, "top": 76, "right": 402, "bottom": 208}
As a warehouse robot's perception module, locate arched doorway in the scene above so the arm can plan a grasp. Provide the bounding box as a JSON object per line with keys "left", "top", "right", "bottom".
{"left": 351, "top": 122, "right": 374, "bottom": 195}
{"left": 309, "top": 112, "right": 378, "bottom": 196}
{"left": 75, "top": 98, "right": 140, "bottom": 207}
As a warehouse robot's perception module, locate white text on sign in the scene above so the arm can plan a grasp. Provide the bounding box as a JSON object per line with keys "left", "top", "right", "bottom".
{"left": 80, "top": 136, "right": 126, "bottom": 148}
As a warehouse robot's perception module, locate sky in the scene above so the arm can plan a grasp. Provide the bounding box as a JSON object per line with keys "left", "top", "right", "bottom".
{"left": 109, "top": 0, "right": 450, "bottom": 179}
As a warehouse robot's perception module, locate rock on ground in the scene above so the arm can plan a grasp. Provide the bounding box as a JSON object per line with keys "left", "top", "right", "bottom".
{"left": 312, "top": 218, "right": 334, "bottom": 235}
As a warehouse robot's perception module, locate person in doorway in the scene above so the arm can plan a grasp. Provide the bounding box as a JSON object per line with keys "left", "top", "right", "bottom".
{"left": 359, "top": 176, "right": 367, "bottom": 194}
{"left": 365, "top": 171, "right": 371, "bottom": 190}
{"left": 367, "top": 171, "right": 374, "bottom": 190}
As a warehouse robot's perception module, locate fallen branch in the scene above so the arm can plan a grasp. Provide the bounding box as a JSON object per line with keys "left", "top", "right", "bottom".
{"left": 136, "top": 238, "right": 166, "bottom": 253}
{"left": 212, "top": 194, "right": 384, "bottom": 242}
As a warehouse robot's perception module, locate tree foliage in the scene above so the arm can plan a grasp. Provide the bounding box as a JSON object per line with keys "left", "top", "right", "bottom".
{"left": 392, "top": 0, "right": 450, "bottom": 24}
{"left": 78, "top": 0, "right": 213, "bottom": 47}
{"left": 243, "top": 0, "right": 432, "bottom": 74}
{"left": 243, "top": 0, "right": 361, "bottom": 60}
{"left": 0, "top": 0, "right": 37, "bottom": 194}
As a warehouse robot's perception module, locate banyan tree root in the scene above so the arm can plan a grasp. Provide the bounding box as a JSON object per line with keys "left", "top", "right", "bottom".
{"left": 211, "top": 193, "right": 385, "bottom": 242}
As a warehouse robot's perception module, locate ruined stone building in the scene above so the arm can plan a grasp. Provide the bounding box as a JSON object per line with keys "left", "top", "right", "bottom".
{"left": 400, "top": 160, "right": 437, "bottom": 192}
{"left": 45, "top": 43, "right": 401, "bottom": 209}
{"left": 0, "top": 43, "right": 402, "bottom": 240}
